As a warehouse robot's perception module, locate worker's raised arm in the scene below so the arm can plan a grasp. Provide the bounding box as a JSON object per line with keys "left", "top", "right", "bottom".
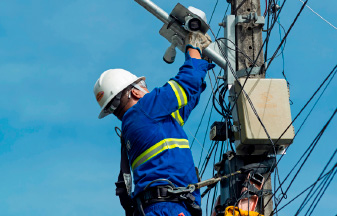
{"left": 136, "top": 32, "right": 215, "bottom": 122}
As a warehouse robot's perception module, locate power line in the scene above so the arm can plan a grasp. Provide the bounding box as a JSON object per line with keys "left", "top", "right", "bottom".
{"left": 266, "top": 0, "right": 309, "bottom": 70}
{"left": 295, "top": 149, "right": 337, "bottom": 215}
{"left": 273, "top": 166, "right": 336, "bottom": 214}
{"left": 307, "top": 168, "right": 337, "bottom": 216}
{"left": 274, "top": 64, "right": 337, "bottom": 146}
{"left": 270, "top": 108, "right": 337, "bottom": 214}
{"left": 261, "top": 64, "right": 337, "bottom": 207}
{"left": 295, "top": 68, "right": 337, "bottom": 137}
{"left": 190, "top": 91, "right": 213, "bottom": 149}
{"left": 209, "top": 0, "right": 219, "bottom": 25}
{"left": 298, "top": 0, "right": 337, "bottom": 31}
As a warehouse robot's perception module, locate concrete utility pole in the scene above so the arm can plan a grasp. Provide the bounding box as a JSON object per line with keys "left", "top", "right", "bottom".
{"left": 231, "top": 0, "right": 265, "bottom": 77}
{"left": 230, "top": 0, "right": 272, "bottom": 215}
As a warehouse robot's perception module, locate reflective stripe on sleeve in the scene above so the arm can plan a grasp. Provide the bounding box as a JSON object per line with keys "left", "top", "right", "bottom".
{"left": 131, "top": 138, "right": 189, "bottom": 170}
{"left": 171, "top": 110, "right": 184, "bottom": 126}
{"left": 168, "top": 80, "right": 188, "bottom": 109}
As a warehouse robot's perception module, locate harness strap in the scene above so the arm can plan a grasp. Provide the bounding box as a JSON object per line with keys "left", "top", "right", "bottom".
{"left": 115, "top": 137, "right": 134, "bottom": 216}
{"left": 138, "top": 186, "right": 180, "bottom": 207}
{"left": 137, "top": 185, "right": 202, "bottom": 216}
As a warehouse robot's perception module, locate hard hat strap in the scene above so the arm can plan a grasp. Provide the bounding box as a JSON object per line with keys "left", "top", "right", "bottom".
{"left": 106, "top": 92, "right": 122, "bottom": 114}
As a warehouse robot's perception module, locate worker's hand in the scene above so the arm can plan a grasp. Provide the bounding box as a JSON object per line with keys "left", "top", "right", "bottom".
{"left": 185, "top": 32, "right": 212, "bottom": 54}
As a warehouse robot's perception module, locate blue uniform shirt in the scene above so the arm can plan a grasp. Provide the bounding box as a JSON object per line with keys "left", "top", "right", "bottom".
{"left": 122, "top": 52, "right": 215, "bottom": 206}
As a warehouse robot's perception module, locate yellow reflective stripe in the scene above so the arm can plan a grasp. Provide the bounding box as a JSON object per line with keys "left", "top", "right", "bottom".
{"left": 171, "top": 110, "right": 184, "bottom": 126}
{"left": 131, "top": 138, "right": 189, "bottom": 170}
{"left": 168, "top": 81, "right": 188, "bottom": 109}
{"left": 177, "top": 82, "right": 188, "bottom": 106}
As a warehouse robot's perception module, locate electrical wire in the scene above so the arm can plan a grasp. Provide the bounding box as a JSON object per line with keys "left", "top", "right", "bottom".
{"left": 191, "top": 91, "right": 213, "bottom": 149}
{"left": 269, "top": 109, "right": 337, "bottom": 214}
{"left": 195, "top": 1, "right": 334, "bottom": 213}
{"left": 207, "top": 13, "right": 285, "bottom": 208}
{"left": 266, "top": 0, "right": 309, "bottom": 70}
{"left": 209, "top": 0, "right": 328, "bottom": 210}
{"left": 295, "top": 149, "right": 336, "bottom": 215}
{"left": 261, "top": 64, "right": 337, "bottom": 207}
{"left": 307, "top": 168, "right": 336, "bottom": 216}
{"left": 295, "top": 68, "right": 337, "bottom": 137}
{"left": 273, "top": 166, "right": 336, "bottom": 214}
{"left": 298, "top": 0, "right": 337, "bottom": 31}
{"left": 198, "top": 106, "right": 215, "bottom": 169}
{"left": 209, "top": 0, "right": 219, "bottom": 25}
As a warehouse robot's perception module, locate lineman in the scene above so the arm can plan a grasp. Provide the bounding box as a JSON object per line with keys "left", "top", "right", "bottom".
{"left": 93, "top": 32, "right": 214, "bottom": 216}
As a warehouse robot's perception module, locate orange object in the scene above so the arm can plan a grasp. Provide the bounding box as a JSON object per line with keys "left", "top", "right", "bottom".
{"left": 178, "top": 213, "right": 185, "bottom": 216}
{"left": 224, "top": 206, "right": 263, "bottom": 216}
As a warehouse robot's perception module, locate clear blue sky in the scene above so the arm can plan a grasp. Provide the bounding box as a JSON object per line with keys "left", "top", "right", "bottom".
{"left": 0, "top": 0, "right": 336, "bottom": 215}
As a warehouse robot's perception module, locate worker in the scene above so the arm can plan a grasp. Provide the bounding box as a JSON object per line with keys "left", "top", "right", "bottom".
{"left": 93, "top": 32, "right": 214, "bottom": 216}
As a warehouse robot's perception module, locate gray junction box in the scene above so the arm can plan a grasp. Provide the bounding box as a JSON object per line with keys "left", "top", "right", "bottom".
{"left": 232, "top": 78, "right": 295, "bottom": 155}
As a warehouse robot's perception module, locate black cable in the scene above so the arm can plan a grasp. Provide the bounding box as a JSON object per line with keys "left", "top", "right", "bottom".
{"left": 266, "top": 20, "right": 288, "bottom": 62}
{"left": 210, "top": 28, "right": 277, "bottom": 154}
{"left": 200, "top": 141, "right": 218, "bottom": 178}
{"left": 198, "top": 106, "right": 215, "bottom": 170}
{"left": 295, "top": 68, "right": 337, "bottom": 137}
{"left": 216, "top": 4, "right": 230, "bottom": 38}
{"left": 308, "top": 168, "right": 337, "bottom": 216}
{"left": 295, "top": 149, "right": 336, "bottom": 215}
{"left": 266, "top": 0, "right": 309, "bottom": 70}
{"left": 228, "top": 0, "right": 289, "bottom": 114}
{"left": 270, "top": 108, "right": 337, "bottom": 215}
{"left": 305, "top": 167, "right": 335, "bottom": 216}
{"left": 273, "top": 167, "right": 336, "bottom": 214}
{"left": 191, "top": 91, "right": 213, "bottom": 149}
{"left": 209, "top": 0, "right": 219, "bottom": 25}
{"left": 264, "top": 0, "right": 273, "bottom": 64}
{"left": 262, "top": 64, "right": 337, "bottom": 207}
{"left": 274, "top": 64, "right": 337, "bottom": 146}
{"left": 204, "top": 0, "right": 301, "bottom": 208}
{"left": 199, "top": 141, "right": 215, "bottom": 177}
{"left": 215, "top": 38, "right": 257, "bottom": 67}
{"left": 232, "top": 0, "right": 249, "bottom": 15}
{"left": 211, "top": 23, "right": 283, "bottom": 205}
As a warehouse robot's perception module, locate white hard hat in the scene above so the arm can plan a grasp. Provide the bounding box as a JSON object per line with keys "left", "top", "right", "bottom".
{"left": 93, "top": 69, "right": 145, "bottom": 119}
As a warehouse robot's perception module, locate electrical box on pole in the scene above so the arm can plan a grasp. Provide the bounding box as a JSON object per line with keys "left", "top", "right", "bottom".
{"left": 233, "top": 78, "right": 295, "bottom": 155}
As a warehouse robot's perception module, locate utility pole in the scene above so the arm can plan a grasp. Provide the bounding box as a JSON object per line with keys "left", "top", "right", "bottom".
{"left": 229, "top": 0, "right": 272, "bottom": 215}
{"left": 231, "top": 0, "right": 265, "bottom": 77}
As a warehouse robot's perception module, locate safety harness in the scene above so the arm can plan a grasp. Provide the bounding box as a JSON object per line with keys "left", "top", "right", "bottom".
{"left": 115, "top": 135, "right": 134, "bottom": 216}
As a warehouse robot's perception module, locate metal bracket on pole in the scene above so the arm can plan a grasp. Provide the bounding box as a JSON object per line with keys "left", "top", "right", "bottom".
{"left": 223, "top": 15, "right": 236, "bottom": 86}
{"left": 235, "top": 12, "right": 265, "bottom": 26}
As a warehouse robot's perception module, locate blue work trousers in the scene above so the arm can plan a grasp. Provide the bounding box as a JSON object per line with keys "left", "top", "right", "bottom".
{"left": 138, "top": 202, "right": 192, "bottom": 216}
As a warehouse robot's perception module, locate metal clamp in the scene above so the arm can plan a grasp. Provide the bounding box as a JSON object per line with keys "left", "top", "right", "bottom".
{"left": 167, "top": 185, "right": 196, "bottom": 195}
{"left": 235, "top": 12, "right": 265, "bottom": 26}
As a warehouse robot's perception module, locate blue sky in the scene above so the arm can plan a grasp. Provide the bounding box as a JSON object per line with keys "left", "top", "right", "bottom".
{"left": 0, "top": 0, "right": 336, "bottom": 215}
